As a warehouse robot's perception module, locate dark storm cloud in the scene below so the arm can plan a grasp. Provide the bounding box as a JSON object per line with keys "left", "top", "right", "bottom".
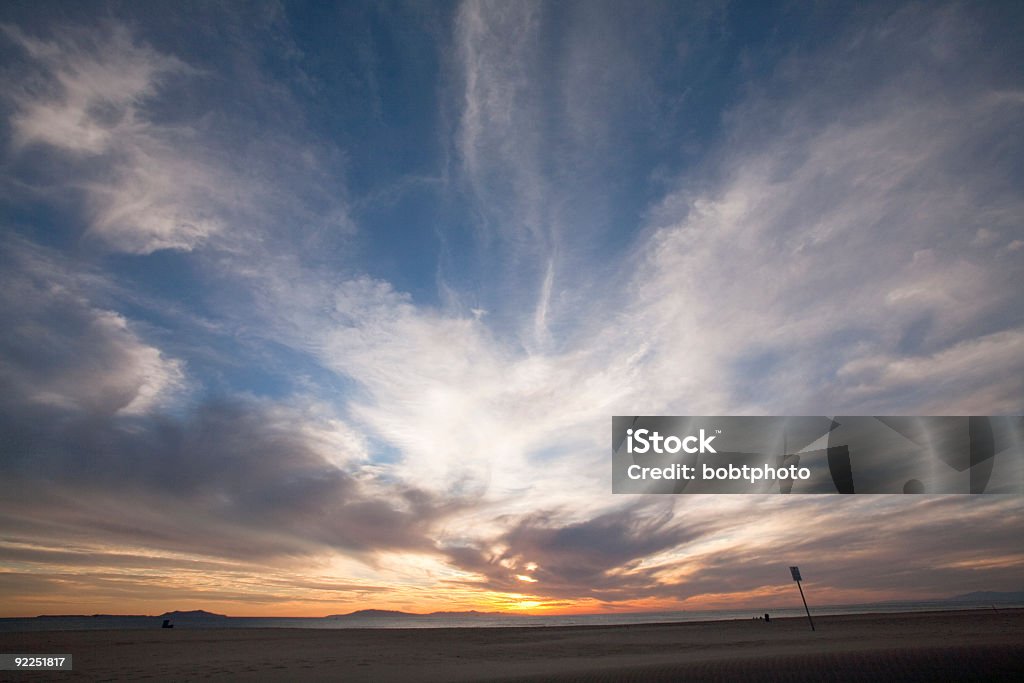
{"left": 0, "top": 242, "right": 466, "bottom": 566}
{"left": 440, "top": 495, "right": 1024, "bottom": 604}
{"left": 443, "top": 503, "right": 716, "bottom": 600}
{"left": 0, "top": 397, "right": 464, "bottom": 561}
{"left": 628, "top": 497, "right": 1024, "bottom": 604}
{"left": 0, "top": 239, "right": 181, "bottom": 417}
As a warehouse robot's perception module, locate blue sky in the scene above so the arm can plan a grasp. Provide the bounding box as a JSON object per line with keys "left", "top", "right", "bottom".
{"left": 0, "top": 1, "right": 1022, "bottom": 616}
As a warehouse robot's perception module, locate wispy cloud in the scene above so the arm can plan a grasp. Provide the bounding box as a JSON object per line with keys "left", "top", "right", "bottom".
{"left": 3, "top": 23, "right": 184, "bottom": 155}
{"left": 2, "top": 20, "right": 353, "bottom": 257}
{"left": 2, "top": 23, "right": 225, "bottom": 253}
{"left": 197, "top": 0, "right": 1024, "bottom": 605}
{"left": 0, "top": 1, "right": 1022, "bottom": 616}
{"left": 452, "top": 0, "right": 557, "bottom": 347}
{"left": 614, "top": 2, "right": 1024, "bottom": 415}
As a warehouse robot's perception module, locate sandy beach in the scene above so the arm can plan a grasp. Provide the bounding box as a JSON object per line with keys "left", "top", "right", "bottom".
{"left": 1, "top": 609, "right": 1021, "bottom": 681}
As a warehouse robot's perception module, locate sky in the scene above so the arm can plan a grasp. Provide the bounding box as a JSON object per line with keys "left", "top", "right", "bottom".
{"left": 0, "top": 0, "right": 1022, "bottom": 617}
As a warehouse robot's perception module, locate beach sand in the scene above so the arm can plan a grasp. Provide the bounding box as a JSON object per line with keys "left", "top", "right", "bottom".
{"left": 1, "top": 609, "right": 1021, "bottom": 681}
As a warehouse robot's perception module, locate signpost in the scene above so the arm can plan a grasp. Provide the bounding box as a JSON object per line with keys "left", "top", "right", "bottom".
{"left": 789, "top": 566, "right": 815, "bottom": 631}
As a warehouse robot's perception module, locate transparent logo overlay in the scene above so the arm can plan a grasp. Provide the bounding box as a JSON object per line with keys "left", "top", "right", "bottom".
{"left": 611, "top": 416, "right": 1024, "bottom": 494}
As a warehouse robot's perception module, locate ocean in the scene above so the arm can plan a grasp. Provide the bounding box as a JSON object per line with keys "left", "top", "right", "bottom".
{"left": 1, "top": 600, "right": 1018, "bottom": 632}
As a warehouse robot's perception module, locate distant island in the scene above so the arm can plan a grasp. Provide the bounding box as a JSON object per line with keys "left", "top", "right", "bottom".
{"left": 31, "top": 609, "right": 228, "bottom": 619}
{"left": 160, "top": 610, "right": 228, "bottom": 619}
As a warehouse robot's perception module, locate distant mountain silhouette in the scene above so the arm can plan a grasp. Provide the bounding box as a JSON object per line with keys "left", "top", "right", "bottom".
{"left": 32, "top": 609, "right": 230, "bottom": 619}
{"left": 159, "top": 610, "right": 228, "bottom": 619}
{"left": 947, "top": 591, "right": 1024, "bottom": 603}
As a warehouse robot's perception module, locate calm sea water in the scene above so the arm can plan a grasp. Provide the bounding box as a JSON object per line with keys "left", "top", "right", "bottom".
{"left": 0, "top": 600, "right": 1018, "bottom": 632}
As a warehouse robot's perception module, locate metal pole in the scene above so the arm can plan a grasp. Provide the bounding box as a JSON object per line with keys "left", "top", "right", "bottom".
{"left": 796, "top": 580, "right": 815, "bottom": 631}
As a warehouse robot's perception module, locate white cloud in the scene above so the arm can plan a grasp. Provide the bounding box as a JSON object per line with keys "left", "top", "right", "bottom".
{"left": 2, "top": 3, "right": 1022, "bottom": 608}
{"left": 218, "top": 3, "right": 1024, "bottom": 556}
{"left": 2, "top": 23, "right": 228, "bottom": 254}
{"left": 0, "top": 241, "right": 186, "bottom": 416}
{"left": 83, "top": 140, "right": 226, "bottom": 254}
{"left": 453, "top": 1, "right": 559, "bottom": 348}
{"left": 4, "top": 23, "right": 183, "bottom": 155}
{"left": 611, "top": 10, "right": 1024, "bottom": 416}
{"left": 837, "top": 329, "right": 1024, "bottom": 414}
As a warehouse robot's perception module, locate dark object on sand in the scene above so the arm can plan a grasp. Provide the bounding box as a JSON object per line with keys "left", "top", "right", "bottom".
{"left": 903, "top": 478, "right": 925, "bottom": 494}
{"left": 162, "top": 619, "right": 174, "bottom": 629}
{"left": 764, "top": 613, "right": 770, "bottom": 623}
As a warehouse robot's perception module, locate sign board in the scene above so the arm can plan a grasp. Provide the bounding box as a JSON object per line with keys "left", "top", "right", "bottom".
{"left": 789, "top": 566, "right": 802, "bottom": 582}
